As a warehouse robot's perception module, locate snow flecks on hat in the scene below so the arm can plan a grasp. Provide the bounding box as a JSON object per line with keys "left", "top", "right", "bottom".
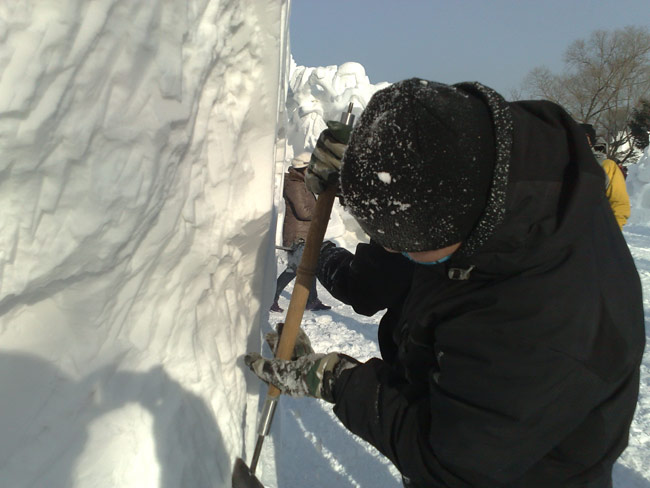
{"left": 377, "top": 172, "right": 392, "bottom": 184}
{"left": 340, "top": 78, "right": 500, "bottom": 253}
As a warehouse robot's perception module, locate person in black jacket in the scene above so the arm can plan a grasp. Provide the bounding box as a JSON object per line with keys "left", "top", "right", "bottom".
{"left": 245, "top": 79, "right": 644, "bottom": 487}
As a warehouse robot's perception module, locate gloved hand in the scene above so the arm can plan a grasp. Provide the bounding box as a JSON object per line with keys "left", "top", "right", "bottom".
{"left": 244, "top": 325, "right": 359, "bottom": 403}
{"left": 317, "top": 240, "right": 353, "bottom": 292}
{"left": 305, "top": 120, "right": 353, "bottom": 194}
{"left": 264, "top": 323, "right": 314, "bottom": 359}
{"left": 319, "top": 240, "right": 337, "bottom": 255}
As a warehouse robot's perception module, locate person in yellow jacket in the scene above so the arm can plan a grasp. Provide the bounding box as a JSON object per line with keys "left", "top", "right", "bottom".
{"left": 580, "top": 124, "right": 630, "bottom": 229}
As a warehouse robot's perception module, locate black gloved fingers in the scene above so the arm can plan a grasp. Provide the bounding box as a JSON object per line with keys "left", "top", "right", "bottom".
{"left": 317, "top": 244, "right": 353, "bottom": 291}
{"left": 320, "top": 240, "right": 337, "bottom": 253}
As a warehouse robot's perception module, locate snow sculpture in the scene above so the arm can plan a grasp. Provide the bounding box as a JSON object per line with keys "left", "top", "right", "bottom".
{"left": 285, "top": 59, "right": 390, "bottom": 157}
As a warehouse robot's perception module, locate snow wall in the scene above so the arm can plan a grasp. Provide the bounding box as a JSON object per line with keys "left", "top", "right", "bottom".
{"left": 0, "top": 1, "right": 290, "bottom": 487}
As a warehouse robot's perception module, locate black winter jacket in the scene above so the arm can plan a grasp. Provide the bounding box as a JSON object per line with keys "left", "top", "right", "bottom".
{"left": 318, "top": 97, "right": 644, "bottom": 487}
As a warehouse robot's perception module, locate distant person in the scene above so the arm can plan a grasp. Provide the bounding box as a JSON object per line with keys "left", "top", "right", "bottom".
{"left": 270, "top": 152, "right": 330, "bottom": 313}
{"left": 580, "top": 123, "right": 630, "bottom": 229}
{"left": 247, "top": 79, "right": 644, "bottom": 488}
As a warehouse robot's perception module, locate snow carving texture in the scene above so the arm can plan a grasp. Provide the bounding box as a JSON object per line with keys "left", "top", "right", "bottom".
{"left": 285, "top": 60, "right": 389, "bottom": 157}
{"left": 0, "top": 1, "right": 288, "bottom": 487}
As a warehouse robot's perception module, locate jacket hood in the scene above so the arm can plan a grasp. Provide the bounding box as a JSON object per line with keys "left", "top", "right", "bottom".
{"left": 452, "top": 86, "right": 606, "bottom": 274}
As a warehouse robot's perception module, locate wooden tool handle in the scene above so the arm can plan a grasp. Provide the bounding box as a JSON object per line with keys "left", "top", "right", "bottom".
{"left": 268, "top": 184, "right": 337, "bottom": 398}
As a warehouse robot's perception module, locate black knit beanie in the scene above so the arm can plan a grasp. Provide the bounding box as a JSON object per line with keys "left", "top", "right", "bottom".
{"left": 340, "top": 78, "right": 497, "bottom": 252}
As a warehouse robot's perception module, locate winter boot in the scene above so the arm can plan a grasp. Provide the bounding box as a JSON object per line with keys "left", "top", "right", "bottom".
{"left": 270, "top": 301, "right": 283, "bottom": 313}
{"left": 305, "top": 299, "right": 331, "bottom": 312}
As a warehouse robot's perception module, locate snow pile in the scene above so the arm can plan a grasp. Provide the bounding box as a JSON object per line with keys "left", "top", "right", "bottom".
{"left": 0, "top": 1, "right": 289, "bottom": 486}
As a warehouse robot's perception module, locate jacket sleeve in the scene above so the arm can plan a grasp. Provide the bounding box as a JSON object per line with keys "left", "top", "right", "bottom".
{"left": 331, "top": 283, "right": 632, "bottom": 486}
{"left": 316, "top": 241, "right": 414, "bottom": 316}
{"left": 603, "top": 159, "right": 630, "bottom": 229}
{"left": 284, "top": 179, "right": 315, "bottom": 221}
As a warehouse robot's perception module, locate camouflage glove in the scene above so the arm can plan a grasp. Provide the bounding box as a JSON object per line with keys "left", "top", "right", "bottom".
{"left": 305, "top": 120, "right": 353, "bottom": 194}
{"left": 264, "top": 323, "right": 314, "bottom": 359}
{"left": 246, "top": 323, "right": 359, "bottom": 402}
{"left": 244, "top": 348, "right": 359, "bottom": 403}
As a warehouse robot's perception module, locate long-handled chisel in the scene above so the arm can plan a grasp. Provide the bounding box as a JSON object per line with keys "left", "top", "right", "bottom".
{"left": 232, "top": 103, "right": 355, "bottom": 488}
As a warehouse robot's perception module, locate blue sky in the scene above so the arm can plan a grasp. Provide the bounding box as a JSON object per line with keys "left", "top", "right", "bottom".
{"left": 289, "top": 0, "right": 648, "bottom": 96}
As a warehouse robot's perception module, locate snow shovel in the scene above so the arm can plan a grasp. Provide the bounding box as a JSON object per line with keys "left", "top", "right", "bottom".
{"left": 232, "top": 105, "right": 355, "bottom": 488}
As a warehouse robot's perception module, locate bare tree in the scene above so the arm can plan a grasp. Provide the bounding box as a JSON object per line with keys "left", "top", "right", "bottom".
{"left": 629, "top": 99, "right": 650, "bottom": 149}
{"left": 523, "top": 26, "right": 650, "bottom": 163}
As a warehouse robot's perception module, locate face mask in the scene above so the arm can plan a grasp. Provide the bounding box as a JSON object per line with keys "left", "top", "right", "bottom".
{"left": 401, "top": 252, "right": 452, "bottom": 266}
